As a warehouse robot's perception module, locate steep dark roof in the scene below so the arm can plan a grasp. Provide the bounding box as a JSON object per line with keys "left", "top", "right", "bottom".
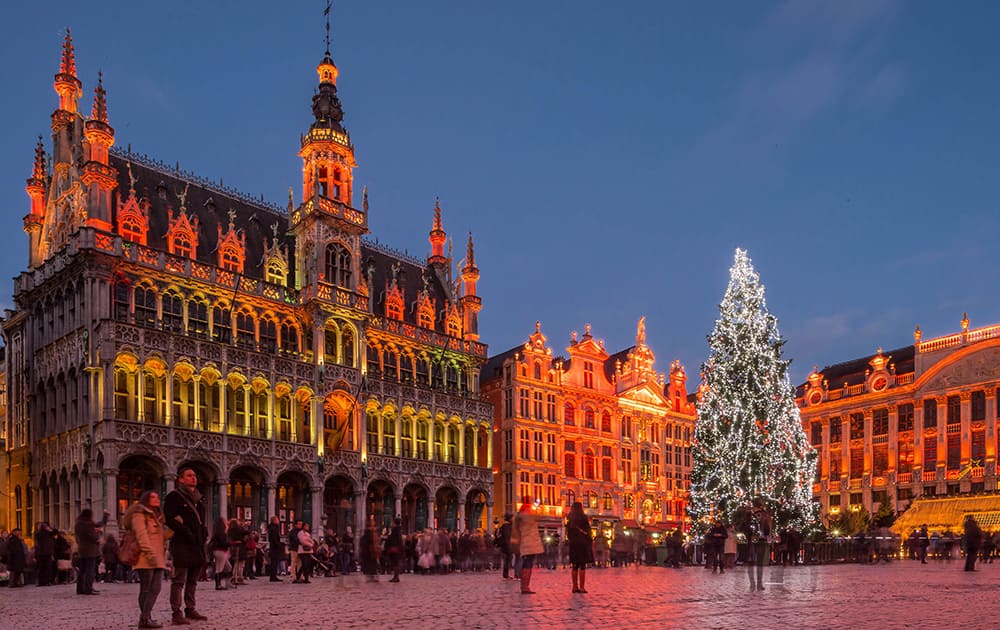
{"left": 481, "top": 345, "right": 521, "bottom": 383}
{"left": 362, "top": 242, "right": 455, "bottom": 333}
{"left": 795, "top": 344, "right": 915, "bottom": 395}
{"left": 603, "top": 346, "right": 633, "bottom": 383}
{"left": 110, "top": 150, "right": 293, "bottom": 283}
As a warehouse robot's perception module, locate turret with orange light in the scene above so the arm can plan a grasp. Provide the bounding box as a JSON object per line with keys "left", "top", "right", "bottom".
{"left": 428, "top": 198, "right": 447, "bottom": 267}
{"left": 81, "top": 72, "right": 117, "bottom": 230}
{"left": 24, "top": 137, "right": 47, "bottom": 268}
{"left": 460, "top": 233, "right": 481, "bottom": 341}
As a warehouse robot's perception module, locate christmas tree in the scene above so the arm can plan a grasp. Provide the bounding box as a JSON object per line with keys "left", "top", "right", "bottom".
{"left": 689, "top": 248, "right": 818, "bottom": 534}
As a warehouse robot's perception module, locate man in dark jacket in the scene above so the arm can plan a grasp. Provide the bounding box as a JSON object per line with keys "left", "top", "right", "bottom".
{"left": 163, "top": 467, "right": 208, "bottom": 625}
{"left": 496, "top": 513, "right": 513, "bottom": 580}
{"left": 34, "top": 523, "right": 55, "bottom": 586}
{"left": 3, "top": 528, "right": 28, "bottom": 587}
{"left": 964, "top": 515, "right": 984, "bottom": 572}
{"left": 287, "top": 520, "right": 302, "bottom": 582}
{"left": 266, "top": 516, "right": 284, "bottom": 582}
{"left": 74, "top": 509, "right": 108, "bottom": 595}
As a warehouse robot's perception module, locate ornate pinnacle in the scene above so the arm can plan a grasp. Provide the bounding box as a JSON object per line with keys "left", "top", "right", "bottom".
{"left": 60, "top": 28, "right": 77, "bottom": 77}
{"left": 91, "top": 71, "right": 108, "bottom": 123}
{"left": 32, "top": 136, "right": 46, "bottom": 180}
{"left": 465, "top": 232, "right": 476, "bottom": 269}
{"left": 433, "top": 197, "right": 443, "bottom": 231}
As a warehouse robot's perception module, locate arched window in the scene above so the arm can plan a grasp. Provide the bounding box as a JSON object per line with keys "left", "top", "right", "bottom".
{"left": 584, "top": 449, "right": 596, "bottom": 479}
{"left": 447, "top": 316, "right": 461, "bottom": 338}
{"left": 220, "top": 246, "right": 243, "bottom": 272}
{"left": 134, "top": 285, "right": 157, "bottom": 327}
{"left": 565, "top": 490, "right": 575, "bottom": 508}
{"left": 275, "top": 392, "right": 293, "bottom": 441}
{"left": 341, "top": 326, "right": 355, "bottom": 367}
{"left": 564, "top": 453, "right": 576, "bottom": 478}
{"left": 584, "top": 407, "right": 595, "bottom": 429}
{"left": 602, "top": 457, "right": 612, "bottom": 482}
{"left": 266, "top": 260, "right": 285, "bottom": 286}
{"left": 383, "top": 347, "right": 398, "bottom": 380}
{"left": 533, "top": 363, "right": 541, "bottom": 380}
{"left": 601, "top": 411, "right": 612, "bottom": 433}
{"left": 172, "top": 373, "right": 195, "bottom": 429}
{"left": 588, "top": 492, "right": 599, "bottom": 509}
{"left": 366, "top": 411, "right": 379, "bottom": 453}
{"left": 162, "top": 291, "right": 184, "bottom": 333}
{"left": 259, "top": 317, "right": 278, "bottom": 353}
{"left": 281, "top": 321, "right": 299, "bottom": 355}
{"left": 114, "top": 366, "right": 136, "bottom": 420}
{"left": 114, "top": 282, "right": 130, "bottom": 321}
{"left": 173, "top": 232, "right": 194, "bottom": 259}
{"left": 235, "top": 311, "right": 255, "bottom": 350}
{"left": 121, "top": 217, "right": 145, "bottom": 243}
{"left": 324, "top": 243, "right": 352, "bottom": 288}
{"left": 212, "top": 305, "right": 231, "bottom": 344}
{"left": 189, "top": 299, "right": 208, "bottom": 338}
{"left": 447, "top": 424, "right": 459, "bottom": 464}
{"left": 433, "top": 423, "right": 445, "bottom": 461}
{"left": 418, "top": 307, "right": 433, "bottom": 330}
{"left": 382, "top": 414, "right": 396, "bottom": 455}
{"left": 564, "top": 403, "right": 575, "bottom": 426}
{"left": 400, "top": 417, "right": 413, "bottom": 458}
{"left": 603, "top": 492, "right": 613, "bottom": 511}
{"left": 416, "top": 420, "right": 429, "bottom": 459}
{"left": 142, "top": 371, "right": 165, "bottom": 424}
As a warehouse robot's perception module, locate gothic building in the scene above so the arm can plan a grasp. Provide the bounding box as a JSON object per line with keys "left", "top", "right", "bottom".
{"left": 481, "top": 320, "right": 697, "bottom": 540}
{"left": 798, "top": 314, "right": 1000, "bottom": 520}
{"left": 2, "top": 29, "right": 493, "bottom": 539}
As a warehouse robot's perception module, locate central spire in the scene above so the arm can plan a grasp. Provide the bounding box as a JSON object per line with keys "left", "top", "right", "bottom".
{"left": 311, "top": 2, "right": 346, "bottom": 132}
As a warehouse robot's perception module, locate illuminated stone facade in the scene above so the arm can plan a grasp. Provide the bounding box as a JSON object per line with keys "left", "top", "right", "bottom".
{"left": 1, "top": 30, "right": 492, "bottom": 538}
{"left": 798, "top": 315, "right": 1000, "bottom": 520}
{"left": 481, "top": 320, "right": 697, "bottom": 537}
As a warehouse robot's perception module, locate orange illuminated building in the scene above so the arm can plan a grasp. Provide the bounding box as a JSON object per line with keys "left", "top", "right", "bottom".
{"left": 2, "top": 25, "right": 493, "bottom": 539}
{"left": 481, "top": 320, "right": 697, "bottom": 538}
{"left": 798, "top": 314, "right": 1000, "bottom": 520}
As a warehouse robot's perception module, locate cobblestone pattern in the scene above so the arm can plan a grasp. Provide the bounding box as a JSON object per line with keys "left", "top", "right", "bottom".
{"left": 2, "top": 562, "right": 999, "bottom": 629}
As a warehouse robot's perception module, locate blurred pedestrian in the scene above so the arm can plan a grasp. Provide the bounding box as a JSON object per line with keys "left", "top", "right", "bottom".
{"left": 964, "top": 515, "right": 983, "bottom": 572}
{"left": 74, "top": 508, "right": 109, "bottom": 595}
{"left": 566, "top": 501, "right": 593, "bottom": 593}
{"left": 510, "top": 497, "right": 543, "bottom": 594}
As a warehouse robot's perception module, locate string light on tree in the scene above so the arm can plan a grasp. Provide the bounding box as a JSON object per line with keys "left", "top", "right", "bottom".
{"left": 689, "top": 248, "right": 818, "bottom": 534}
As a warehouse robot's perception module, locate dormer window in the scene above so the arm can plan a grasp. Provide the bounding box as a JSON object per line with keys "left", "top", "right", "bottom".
{"left": 221, "top": 247, "right": 242, "bottom": 272}
{"left": 266, "top": 260, "right": 286, "bottom": 286}
{"left": 173, "top": 233, "right": 193, "bottom": 258}
{"left": 121, "top": 217, "right": 144, "bottom": 243}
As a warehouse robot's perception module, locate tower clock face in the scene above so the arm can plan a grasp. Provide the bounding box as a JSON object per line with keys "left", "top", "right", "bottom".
{"left": 808, "top": 391, "right": 822, "bottom": 406}
{"left": 871, "top": 375, "right": 888, "bottom": 392}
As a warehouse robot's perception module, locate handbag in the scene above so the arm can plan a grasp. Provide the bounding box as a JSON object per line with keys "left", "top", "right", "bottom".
{"left": 119, "top": 529, "right": 141, "bottom": 566}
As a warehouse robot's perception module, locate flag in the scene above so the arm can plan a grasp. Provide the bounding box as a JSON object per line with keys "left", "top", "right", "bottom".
{"left": 324, "top": 1, "right": 331, "bottom": 16}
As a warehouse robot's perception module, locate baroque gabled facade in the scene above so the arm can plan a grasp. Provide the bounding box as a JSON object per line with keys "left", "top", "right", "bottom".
{"left": 2, "top": 26, "right": 492, "bottom": 539}
{"left": 798, "top": 315, "right": 1000, "bottom": 521}
{"left": 481, "top": 320, "right": 697, "bottom": 540}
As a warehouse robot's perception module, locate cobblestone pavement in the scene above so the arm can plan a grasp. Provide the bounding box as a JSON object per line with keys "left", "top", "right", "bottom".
{"left": 3, "top": 561, "right": 1000, "bottom": 629}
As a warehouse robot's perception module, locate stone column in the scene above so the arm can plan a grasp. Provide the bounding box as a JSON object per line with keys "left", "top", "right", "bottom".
{"left": 218, "top": 380, "right": 228, "bottom": 434}
{"left": 472, "top": 427, "right": 479, "bottom": 467}
{"left": 459, "top": 423, "right": 466, "bottom": 465}
{"left": 887, "top": 405, "right": 899, "bottom": 474}
{"left": 136, "top": 369, "right": 146, "bottom": 422}
{"left": 266, "top": 483, "right": 277, "bottom": 520}
{"left": 103, "top": 468, "right": 118, "bottom": 523}
{"left": 192, "top": 375, "right": 202, "bottom": 430}
{"left": 936, "top": 396, "right": 946, "bottom": 486}
{"left": 165, "top": 372, "right": 174, "bottom": 426}
{"left": 394, "top": 494, "right": 402, "bottom": 521}
{"left": 395, "top": 414, "right": 401, "bottom": 458}
{"left": 218, "top": 478, "right": 229, "bottom": 520}
{"left": 310, "top": 486, "right": 324, "bottom": 529}
{"left": 960, "top": 391, "right": 972, "bottom": 464}
{"left": 486, "top": 426, "right": 493, "bottom": 469}
{"left": 987, "top": 390, "right": 997, "bottom": 474}
{"left": 486, "top": 501, "right": 493, "bottom": 532}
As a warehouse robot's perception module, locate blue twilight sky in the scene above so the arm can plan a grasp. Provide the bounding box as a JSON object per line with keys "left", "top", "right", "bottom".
{"left": 1, "top": 1, "right": 999, "bottom": 386}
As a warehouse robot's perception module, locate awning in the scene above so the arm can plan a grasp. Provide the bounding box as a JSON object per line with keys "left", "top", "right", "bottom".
{"left": 622, "top": 520, "right": 640, "bottom": 529}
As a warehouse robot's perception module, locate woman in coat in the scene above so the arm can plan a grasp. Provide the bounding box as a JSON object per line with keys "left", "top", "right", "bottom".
{"left": 510, "top": 498, "right": 544, "bottom": 594}
{"left": 123, "top": 491, "right": 168, "bottom": 629}
{"left": 566, "top": 501, "right": 593, "bottom": 594}
{"left": 296, "top": 524, "right": 315, "bottom": 583}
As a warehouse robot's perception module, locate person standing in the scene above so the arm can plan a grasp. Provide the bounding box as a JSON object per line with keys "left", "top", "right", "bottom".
{"left": 386, "top": 517, "right": 404, "bottom": 582}
{"left": 33, "top": 523, "right": 55, "bottom": 587}
{"left": 297, "top": 523, "right": 315, "bottom": 583}
{"left": 360, "top": 518, "right": 381, "bottom": 582}
{"left": 3, "top": 528, "right": 27, "bottom": 587}
{"left": 266, "top": 516, "right": 284, "bottom": 582}
{"left": 341, "top": 526, "right": 354, "bottom": 574}
{"left": 916, "top": 525, "right": 930, "bottom": 564}
{"left": 54, "top": 530, "right": 72, "bottom": 584}
{"left": 510, "top": 497, "right": 544, "bottom": 594}
{"left": 102, "top": 534, "right": 120, "bottom": 582}
{"left": 207, "top": 517, "right": 231, "bottom": 591}
{"left": 963, "top": 515, "right": 983, "bottom": 572}
{"left": 566, "top": 502, "right": 593, "bottom": 594}
{"left": 163, "top": 467, "right": 208, "bottom": 626}
{"left": 724, "top": 524, "right": 738, "bottom": 570}
{"left": 745, "top": 503, "right": 771, "bottom": 591}
{"left": 226, "top": 518, "right": 248, "bottom": 586}
{"left": 74, "top": 508, "right": 109, "bottom": 595}
{"left": 124, "top": 490, "right": 168, "bottom": 629}
{"left": 496, "top": 513, "right": 514, "bottom": 580}
{"left": 288, "top": 520, "right": 302, "bottom": 582}
{"left": 706, "top": 520, "right": 728, "bottom": 573}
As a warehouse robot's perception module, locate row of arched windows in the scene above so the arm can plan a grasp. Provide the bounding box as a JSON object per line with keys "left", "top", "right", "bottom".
{"left": 564, "top": 490, "right": 615, "bottom": 511}
{"left": 34, "top": 369, "right": 88, "bottom": 437}
{"left": 364, "top": 409, "right": 490, "bottom": 467}
{"left": 114, "top": 281, "right": 358, "bottom": 367}
{"left": 563, "top": 450, "right": 614, "bottom": 481}
{"left": 112, "top": 357, "right": 355, "bottom": 450}
{"left": 365, "top": 342, "right": 471, "bottom": 394}
{"left": 563, "top": 403, "right": 613, "bottom": 432}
